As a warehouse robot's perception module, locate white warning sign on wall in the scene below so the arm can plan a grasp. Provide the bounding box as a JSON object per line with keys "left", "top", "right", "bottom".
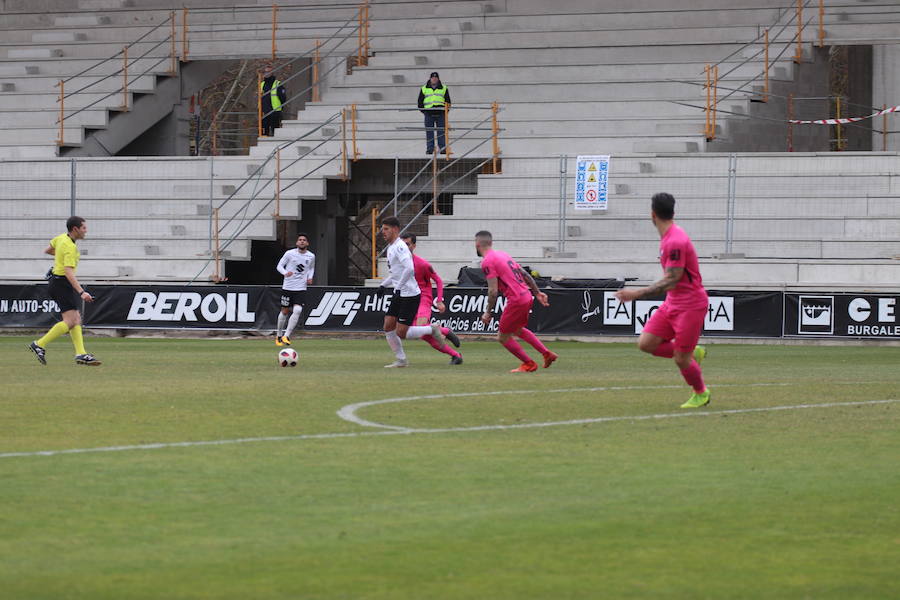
{"left": 574, "top": 155, "right": 610, "bottom": 210}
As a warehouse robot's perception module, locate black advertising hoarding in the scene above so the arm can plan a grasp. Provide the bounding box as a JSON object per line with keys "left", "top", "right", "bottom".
{"left": 574, "top": 289, "right": 784, "bottom": 338}
{"left": 2, "top": 283, "right": 793, "bottom": 338}
{"left": 785, "top": 293, "right": 900, "bottom": 339}
{"left": 0, "top": 284, "right": 280, "bottom": 330}
{"left": 86, "top": 285, "right": 279, "bottom": 330}
{"left": 0, "top": 284, "right": 62, "bottom": 329}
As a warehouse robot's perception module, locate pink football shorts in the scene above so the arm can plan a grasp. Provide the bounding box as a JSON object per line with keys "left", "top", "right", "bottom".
{"left": 642, "top": 301, "right": 706, "bottom": 353}
{"left": 413, "top": 295, "right": 434, "bottom": 326}
{"left": 499, "top": 298, "right": 532, "bottom": 334}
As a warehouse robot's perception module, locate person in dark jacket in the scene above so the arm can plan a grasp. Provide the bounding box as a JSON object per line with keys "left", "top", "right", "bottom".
{"left": 417, "top": 71, "right": 451, "bottom": 154}
{"left": 260, "top": 64, "right": 287, "bottom": 137}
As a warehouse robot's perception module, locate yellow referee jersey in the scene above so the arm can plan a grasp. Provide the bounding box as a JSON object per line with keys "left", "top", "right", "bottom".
{"left": 50, "top": 232, "right": 79, "bottom": 276}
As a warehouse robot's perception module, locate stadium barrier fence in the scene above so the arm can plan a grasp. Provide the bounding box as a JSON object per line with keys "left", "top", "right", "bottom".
{"left": 2, "top": 283, "right": 898, "bottom": 341}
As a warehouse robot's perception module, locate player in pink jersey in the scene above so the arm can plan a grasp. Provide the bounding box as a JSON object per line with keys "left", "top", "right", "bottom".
{"left": 615, "top": 193, "right": 710, "bottom": 408}
{"left": 475, "top": 230, "right": 558, "bottom": 373}
{"left": 402, "top": 234, "right": 463, "bottom": 365}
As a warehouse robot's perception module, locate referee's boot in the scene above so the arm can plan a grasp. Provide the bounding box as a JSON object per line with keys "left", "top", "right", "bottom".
{"left": 75, "top": 353, "right": 102, "bottom": 366}
{"left": 29, "top": 341, "right": 47, "bottom": 365}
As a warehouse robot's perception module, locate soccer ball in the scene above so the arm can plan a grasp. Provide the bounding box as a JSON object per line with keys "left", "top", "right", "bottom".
{"left": 278, "top": 348, "right": 298, "bottom": 367}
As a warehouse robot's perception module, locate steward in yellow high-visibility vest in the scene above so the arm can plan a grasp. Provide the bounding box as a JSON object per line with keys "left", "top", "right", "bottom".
{"left": 417, "top": 71, "right": 452, "bottom": 154}
{"left": 260, "top": 65, "right": 287, "bottom": 137}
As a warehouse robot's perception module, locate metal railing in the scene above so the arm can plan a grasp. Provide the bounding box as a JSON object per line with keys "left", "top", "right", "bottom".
{"left": 194, "top": 4, "right": 370, "bottom": 155}
{"left": 677, "top": 0, "right": 821, "bottom": 141}
{"left": 188, "top": 100, "right": 503, "bottom": 282}
{"left": 54, "top": 3, "right": 372, "bottom": 149}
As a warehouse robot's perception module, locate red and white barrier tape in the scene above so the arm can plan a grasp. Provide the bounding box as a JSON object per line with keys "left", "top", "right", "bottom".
{"left": 789, "top": 104, "right": 900, "bottom": 125}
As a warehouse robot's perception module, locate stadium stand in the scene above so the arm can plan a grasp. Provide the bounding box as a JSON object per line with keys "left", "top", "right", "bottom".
{"left": 0, "top": 0, "right": 898, "bottom": 288}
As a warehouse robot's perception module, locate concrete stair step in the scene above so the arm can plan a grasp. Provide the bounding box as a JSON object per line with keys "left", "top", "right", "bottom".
{"left": 5, "top": 47, "right": 63, "bottom": 59}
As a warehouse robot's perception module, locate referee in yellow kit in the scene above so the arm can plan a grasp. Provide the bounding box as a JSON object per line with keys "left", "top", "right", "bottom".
{"left": 29, "top": 216, "right": 101, "bottom": 366}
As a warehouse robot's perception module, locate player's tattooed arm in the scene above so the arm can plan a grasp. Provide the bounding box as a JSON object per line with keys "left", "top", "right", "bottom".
{"left": 519, "top": 268, "right": 550, "bottom": 307}
{"left": 482, "top": 278, "right": 500, "bottom": 324}
{"left": 615, "top": 267, "right": 683, "bottom": 302}
{"left": 485, "top": 277, "right": 499, "bottom": 312}
{"left": 643, "top": 266, "right": 683, "bottom": 297}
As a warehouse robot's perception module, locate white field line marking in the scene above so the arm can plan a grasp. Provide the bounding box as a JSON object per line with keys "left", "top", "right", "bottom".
{"left": 337, "top": 382, "right": 818, "bottom": 430}
{"left": 2, "top": 387, "right": 896, "bottom": 460}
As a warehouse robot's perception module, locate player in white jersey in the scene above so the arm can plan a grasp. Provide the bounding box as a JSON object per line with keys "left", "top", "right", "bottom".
{"left": 275, "top": 233, "right": 315, "bottom": 346}
{"left": 379, "top": 216, "right": 447, "bottom": 368}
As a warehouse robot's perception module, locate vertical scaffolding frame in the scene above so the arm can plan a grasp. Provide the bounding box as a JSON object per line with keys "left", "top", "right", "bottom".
{"left": 56, "top": 80, "right": 64, "bottom": 146}
{"left": 121, "top": 46, "right": 129, "bottom": 111}
{"left": 182, "top": 7, "right": 189, "bottom": 62}
{"left": 271, "top": 4, "right": 278, "bottom": 61}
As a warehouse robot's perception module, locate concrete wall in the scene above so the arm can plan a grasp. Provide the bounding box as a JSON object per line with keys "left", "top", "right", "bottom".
{"left": 872, "top": 44, "right": 900, "bottom": 151}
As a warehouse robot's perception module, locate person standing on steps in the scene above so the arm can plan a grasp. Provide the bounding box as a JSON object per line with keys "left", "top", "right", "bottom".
{"left": 260, "top": 64, "right": 287, "bottom": 137}
{"left": 418, "top": 71, "right": 451, "bottom": 155}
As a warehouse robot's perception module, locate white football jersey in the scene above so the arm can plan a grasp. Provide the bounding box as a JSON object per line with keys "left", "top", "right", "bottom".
{"left": 277, "top": 249, "right": 315, "bottom": 291}
{"left": 382, "top": 238, "right": 420, "bottom": 297}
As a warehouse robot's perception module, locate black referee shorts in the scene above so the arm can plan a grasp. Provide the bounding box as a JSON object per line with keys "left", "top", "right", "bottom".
{"left": 48, "top": 275, "right": 80, "bottom": 313}
{"left": 386, "top": 291, "right": 420, "bottom": 325}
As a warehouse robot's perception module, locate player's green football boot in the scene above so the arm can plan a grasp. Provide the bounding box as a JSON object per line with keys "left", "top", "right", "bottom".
{"left": 693, "top": 345, "right": 707, "bottom": 364}
{"left": 681, "top": 388, "right": 711, "bottom": 409}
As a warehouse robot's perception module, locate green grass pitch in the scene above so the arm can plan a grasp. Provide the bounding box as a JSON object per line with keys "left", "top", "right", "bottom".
{"left": 1, "top": 334, "right": 899, "bottom": 599}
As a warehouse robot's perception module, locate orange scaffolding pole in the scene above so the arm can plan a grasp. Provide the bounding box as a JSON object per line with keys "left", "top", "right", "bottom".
{"left": 312, "top": 39, "right": 321, "bottom": 102}
{"left": 794, "top": 0, "right": 803, "bottom": 64}
{"left": 170, "top": 11, "right": 177, "bottom": 75}
{"left": 491, "top": 101, "right": 501, "bottom": 174}
{"left": 363, "top": 0, "right": 370, "bottom": 62}
{"left": 357, "top": 0, "right": 369, "bottom": 66}
{"left": 121, "top": 46, "right": 129, "bottom": 111}
{"left": 182, "top": 7, "right": 189, "bottom": 62}
{"left": 357, "top": 3, "right": 364, "bottom": 66}
{"left": 271, "top": 3, "right": 278, "bottom": 61}
{"left": 711, "top": 65, "right": 718, "bottom": 139}
{"left": 56, "top": 79, "right": 64, "bottom": 145}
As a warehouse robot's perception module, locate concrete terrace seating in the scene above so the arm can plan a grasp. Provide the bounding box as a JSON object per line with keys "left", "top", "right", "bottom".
{"left": 1, "top": 0, "right": 899, "bottom": 288}
{"left": 0, "top": 0, "right": 364, "bottom": 158}
{"left": 257, "top": 0, "right": 809, "bottom": 157}
{"left": 0, "top": 156, "right": 326, "bottom": 280}
{"left": 414, "top": 152, "right": 900, "bottom": 289}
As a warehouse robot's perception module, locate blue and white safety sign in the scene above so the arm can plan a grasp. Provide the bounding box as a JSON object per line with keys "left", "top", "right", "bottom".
{"left": 574, "top": 155, "right": 610, "bottom": 210}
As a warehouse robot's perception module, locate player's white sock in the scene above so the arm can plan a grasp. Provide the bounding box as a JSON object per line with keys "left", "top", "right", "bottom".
{"left": 276, "top": 311, "right": 288, "bottom": 337}
{"left": 404, "top": 325, "right": 433, "bottom": 340}
{"left": 385, "top": 329, "right": 406, "bottom": 360}
{"left": 284, "top": 305, "right": 302, "bottom": 338}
